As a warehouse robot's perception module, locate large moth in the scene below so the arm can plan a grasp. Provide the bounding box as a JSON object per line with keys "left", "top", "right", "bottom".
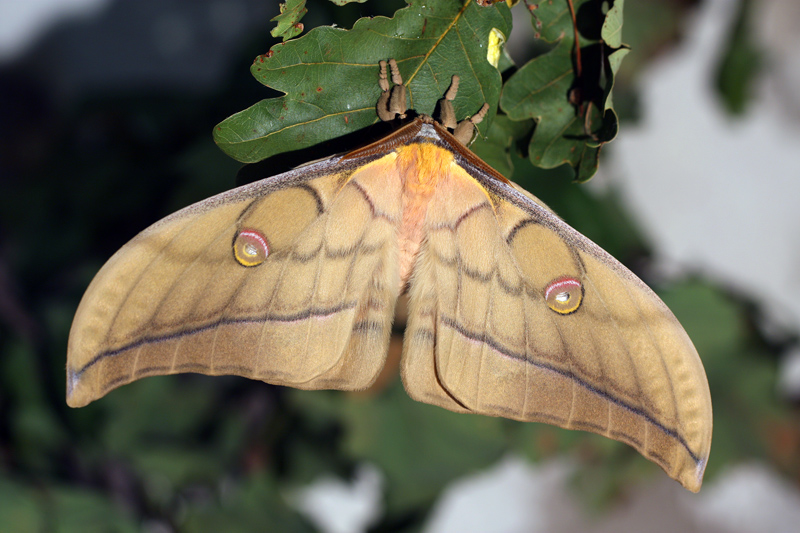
{"left": 67, "top": 60, "right": 712, "bottom": 492}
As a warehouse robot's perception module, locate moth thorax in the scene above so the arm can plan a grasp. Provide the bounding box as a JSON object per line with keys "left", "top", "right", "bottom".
{"left": 397, "top": 143, "right": 453, "bottom": 195}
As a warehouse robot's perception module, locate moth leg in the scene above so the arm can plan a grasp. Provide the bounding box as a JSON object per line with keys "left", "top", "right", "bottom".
{"left": 376, "top": 59, "right": 407, "bottom": 122}
{"left": 452, "top": 103, "right": 489, "bottom": 146}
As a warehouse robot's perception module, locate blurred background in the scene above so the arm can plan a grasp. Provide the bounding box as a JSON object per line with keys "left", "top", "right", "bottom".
{"left": 1, "top": 0, "right": 799, "bottom": 531}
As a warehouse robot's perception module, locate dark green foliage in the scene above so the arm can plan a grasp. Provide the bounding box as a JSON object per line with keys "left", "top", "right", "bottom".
{"left": 218, "top": 0, "right": 627, "bottom": 181}
{"left": 215, "top": 0, "right": 512, "bottom": 163}
{"left": 500, "top": 0, "right": 628, "bottom": 181}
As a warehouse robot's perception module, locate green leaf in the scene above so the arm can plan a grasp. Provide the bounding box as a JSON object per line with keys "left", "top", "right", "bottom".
{"left": 506, "top": 152, "right": 648, "bottom": 263}
{"left": 0, "top": 479, "right": 137, "bottom": 533}
{"left": 715, "top": 0, "right": 761, "bottom": 115}
{"left": 602, "top": 0, "right": 625, "bottom": 48}
{"left": 604, "top": 47, "right": 629, "bottom": 112}
{"left": 328, "top": 0, "right": 368, "bottom": 5}
{"left": 270, "top": 0, "right": 308, "bottom": 41}
{"left": 501, "top": 0, "right": 627, "bottom": 181}
{"left": 181, "top": 473, "right": 315, "bottom": 533}
{"left": 527, "top": 0, "right": 581, "bottom": 43}
{"left": 286, "top": 382, "right": 508, "bottom": 516}
{"left": 470, "top": 114, "right": 533, "bottom": 178}
{"left": 100, "top": 376, "right": 219, "bottom": 455}
{"left": 0, "top": 479, "right": 43, "bottom": 533}
{"left": 501, "top": 39, "right": 601, "bottom": 179}
{"left": 659, "top": 283, "right": 746, "bottom": 363}
{"left": 340, "top": 380, "right": 507, "bottom": 514}
{"left": 50, "top": 487, "right": 138, "bottom": 533}
{"left": 215, "top": 0, "right": 512, "bottom": 163}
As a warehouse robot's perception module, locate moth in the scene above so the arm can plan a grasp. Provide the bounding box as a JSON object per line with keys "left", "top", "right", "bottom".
{"left": 67, "top": 59, "right": 712, "bottom": 492}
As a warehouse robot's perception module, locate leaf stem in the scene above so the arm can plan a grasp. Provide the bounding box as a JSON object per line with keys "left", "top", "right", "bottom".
{"left": 566, "top": 0, "right": 582, "bottom": 78}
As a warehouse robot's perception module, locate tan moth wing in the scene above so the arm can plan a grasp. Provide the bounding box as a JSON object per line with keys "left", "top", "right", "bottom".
{"left": 401, "top": 131, "right": 712, "bottom": 492}
{"left": 67, "top": 152, "right": 405, "bottom": 408}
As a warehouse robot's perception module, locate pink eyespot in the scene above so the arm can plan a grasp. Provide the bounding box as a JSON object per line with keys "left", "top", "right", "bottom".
{"left": 544, "top": 277, "right": 583, "bottom": 314}
{"left": 233, "top": 228, "right": 269, "bottom": 267}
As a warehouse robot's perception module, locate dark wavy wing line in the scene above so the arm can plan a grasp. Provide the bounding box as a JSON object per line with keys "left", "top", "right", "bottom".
{"left": 439, "top": 314, "right": 702, "bottom": 464}
{"left": 75, "top": 302, "right": 359, "bottom": 377}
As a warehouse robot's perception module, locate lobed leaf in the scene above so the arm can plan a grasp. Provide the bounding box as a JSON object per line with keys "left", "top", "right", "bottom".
{"left": 215, "top": 0, "right": 512, "bottom": 163}
{"left": 501, "top": 0, "right": 627, "bottom": 181}
{"left": 602, "top": 0, "right": 625, "bottom": 48}
{"left": 270, "top": 0, "right": 308, "bottom": 41}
